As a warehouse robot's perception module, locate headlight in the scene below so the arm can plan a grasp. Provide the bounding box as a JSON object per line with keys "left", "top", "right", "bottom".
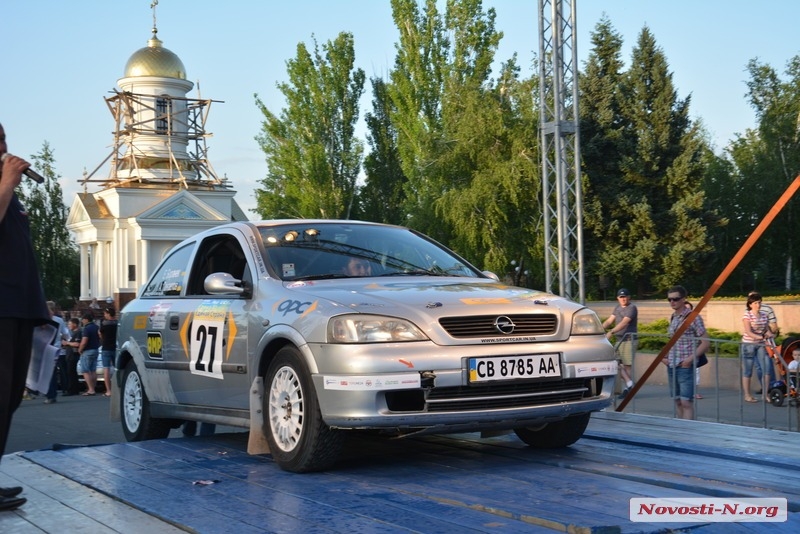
{"left": 328, "top": 314, "right": 428, "bottom": 343}
{"left": 570, "top": 308, "right": 605, "bottom": 335}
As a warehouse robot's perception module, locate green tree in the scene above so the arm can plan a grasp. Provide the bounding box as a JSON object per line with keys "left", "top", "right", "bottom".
{"left": 385, "top": 0, "right": 545, "bottom": 279}
{"left": 254, "top": 32, "right": 365, "bottom": 219}
{"left": 386, "top": 0, "right": 449, "bottom": 239}
{"left": 725, "top": 56, "right": 800, "bottom": 291}
{"left": 585, "top": 26, "right": 716, "bottom": 294}
{"left": 580, "top": 18, "right": 627, "bottom": 296}
{"left": 438, "top": 57, "right": 542, "bottom": 279}
{"left": 359, "top": 77, "right": 408, "bottom": 224}
{"left": 694, "top": 144, "right": 735, "bottom": 292}
{"left": 18, "top": 142, "right": 79, "bottom": 307}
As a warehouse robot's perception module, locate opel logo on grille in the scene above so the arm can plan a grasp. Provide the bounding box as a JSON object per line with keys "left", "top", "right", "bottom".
{"left": 494, "top": 316, "right": 515, "bottom": 335}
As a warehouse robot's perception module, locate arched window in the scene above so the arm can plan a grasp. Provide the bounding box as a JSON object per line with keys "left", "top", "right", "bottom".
{"left": 156, "top": 96, "right": 171, "bottom": 133}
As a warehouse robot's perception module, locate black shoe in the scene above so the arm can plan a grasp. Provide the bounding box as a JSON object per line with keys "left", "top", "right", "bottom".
{"left": 617, "top": 387, "right": 630, "bottom": 400}
{"left": 0, "top": 496, "right": 26, "bottom": 511}
{"left": 0, "top": 486, "right": 22, "bottom": 498}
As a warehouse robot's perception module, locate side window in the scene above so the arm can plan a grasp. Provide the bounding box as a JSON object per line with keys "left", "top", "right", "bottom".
{"left": 142, "top": 243, "right": 194, "bottom": 297}
{"left": 187, "top": 234, "right": 250, "bottom": 296}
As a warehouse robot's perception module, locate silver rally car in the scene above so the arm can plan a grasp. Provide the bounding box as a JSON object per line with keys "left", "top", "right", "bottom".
{"left": 115, "top": 220, "right": 617, "bottom": 472}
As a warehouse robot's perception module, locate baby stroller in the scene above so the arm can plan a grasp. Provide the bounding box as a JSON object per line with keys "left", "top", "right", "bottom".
{"left": 767, "top": 336, "right": 800, "bottom": 407}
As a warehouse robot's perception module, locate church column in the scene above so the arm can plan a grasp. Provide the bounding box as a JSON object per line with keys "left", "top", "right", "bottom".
{"left": 140, "top": 239, "right": 149, "bottom": 288}
{"left": 80, "top": 243, "right": 90, "bottom": 299}
{"left": 119, "top": 225, "right": 128, "bottom": 290}
{"left": 96, "top": 241, "right": 106, "bottom": 300}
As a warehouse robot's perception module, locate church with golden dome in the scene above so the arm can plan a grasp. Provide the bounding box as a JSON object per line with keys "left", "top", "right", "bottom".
{"left": 67, "top": 18, "right": 247, "bottom": 310}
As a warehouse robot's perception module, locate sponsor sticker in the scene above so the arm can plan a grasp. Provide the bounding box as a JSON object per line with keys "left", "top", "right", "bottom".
{"left": 323, "top": 374, "right": 421, "bottom": 391}
{"left": 573, "top": 361, "right": 618, "bottom": 377}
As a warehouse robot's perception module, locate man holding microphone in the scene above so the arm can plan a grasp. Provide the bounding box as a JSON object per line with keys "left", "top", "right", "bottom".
{"left": 0, "top": 123, "right": 50, "bottom": 511}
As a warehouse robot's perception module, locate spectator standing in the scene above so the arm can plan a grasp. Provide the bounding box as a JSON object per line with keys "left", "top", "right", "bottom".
{"left": 603, "top": 288, "right": 638, "bottom": 400}
{"left": 62, "top": 318, "right": 83, "bottom": 395}
{"left": 99, "top": 307, "right": 117, "bottom": 397}
{"left": 662, "top": 286, "right": 710, "bottom": 420}
{"left": 77, "top": 312, "right": 101, "bottom": 396}
{"left": 741, "top": 291, "right": 773, "bottom": 403}
{"left": 0, "top": 124, "right": 51, "bottom": 511}
{"left": 752, "top": 292, "right": 779, "bottom": 336}
{"left": 43, "top": 302, "right": 70, "bottom": 404}
{"left": 751, "top": 291, "right": 778, "bottom": 388}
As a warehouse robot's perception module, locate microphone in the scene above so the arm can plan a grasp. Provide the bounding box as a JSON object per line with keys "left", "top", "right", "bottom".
{"left": 0, "top": 153, "right": 45, "bottom": 184}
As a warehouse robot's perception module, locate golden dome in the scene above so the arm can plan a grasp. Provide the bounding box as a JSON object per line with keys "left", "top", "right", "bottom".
{"left": 123, "top": 35, "right": 186, "bottom": 80}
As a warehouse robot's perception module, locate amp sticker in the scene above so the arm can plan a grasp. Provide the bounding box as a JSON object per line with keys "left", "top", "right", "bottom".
{"left": 189, "top": 300, "right": 231, "bottom": 380}
{"left": 147, "top": 332, "right": 163, "bottom": 359}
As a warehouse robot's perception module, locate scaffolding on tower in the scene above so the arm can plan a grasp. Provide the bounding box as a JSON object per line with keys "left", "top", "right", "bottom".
{"left": 80, "top": 90, "right": 230, "bottom": 190}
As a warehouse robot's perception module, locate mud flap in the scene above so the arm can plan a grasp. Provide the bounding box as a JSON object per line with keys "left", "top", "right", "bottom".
{"left": 247, "top": 376, "right": 270, "bottom": 455}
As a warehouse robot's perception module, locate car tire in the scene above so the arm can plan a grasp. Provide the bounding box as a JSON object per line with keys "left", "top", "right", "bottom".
{"left": 769, "top": 387, "right": 785, "bottom": 407}
{"left": 513, "top": 412, "right": 591, "bottom": 449}
{"left": 121, "top": 360, "right": 172, "bottom": 441}
{"left": 263, "top": 346, "right": 345, "bottom": 473}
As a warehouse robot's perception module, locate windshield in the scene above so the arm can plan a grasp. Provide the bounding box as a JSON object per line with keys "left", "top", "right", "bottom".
{"left": 258, "top": 222, "right": 482, "bottom": 281}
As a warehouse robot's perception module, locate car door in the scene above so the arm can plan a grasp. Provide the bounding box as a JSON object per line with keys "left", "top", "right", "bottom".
{"left": 164, "top": 228, "right": 253, "bottom": 409}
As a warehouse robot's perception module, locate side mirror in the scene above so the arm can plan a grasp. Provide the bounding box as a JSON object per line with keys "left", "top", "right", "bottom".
{"left": 482, "top": 270, "right": 500, "bottom": 281}
{"left": 204, "top": 272, "right": 245, "bottom": 296}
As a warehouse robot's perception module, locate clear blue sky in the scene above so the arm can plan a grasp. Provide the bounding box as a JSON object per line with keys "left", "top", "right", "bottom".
{"left": 2, "top": 1, "right": 799, "bottom": 217}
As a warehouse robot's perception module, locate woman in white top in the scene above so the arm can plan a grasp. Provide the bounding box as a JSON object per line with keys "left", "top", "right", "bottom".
{"left": 741, "top": 292, "right": 773, "bottom": 402}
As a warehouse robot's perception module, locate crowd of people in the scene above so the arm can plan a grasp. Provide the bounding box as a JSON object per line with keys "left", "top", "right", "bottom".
{"left": 22, "top": 307, "right": 117, "bottom": 402}
{"left": 606, "top": 286, "right": 791, "bottom": 420}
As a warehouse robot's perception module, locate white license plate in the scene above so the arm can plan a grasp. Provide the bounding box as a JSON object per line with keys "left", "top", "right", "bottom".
{"left": 468, "top": 354, "right": 561, "bottom": 383}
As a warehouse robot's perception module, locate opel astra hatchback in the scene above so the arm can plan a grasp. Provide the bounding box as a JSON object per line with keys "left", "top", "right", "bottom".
{"left": 115, "top": 220, "right": 616, "bottom": 472}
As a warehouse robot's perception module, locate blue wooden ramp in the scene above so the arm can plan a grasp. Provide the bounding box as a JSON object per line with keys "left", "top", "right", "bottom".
{"left": 6, "top": 411, "right": 800, "bottom": 533}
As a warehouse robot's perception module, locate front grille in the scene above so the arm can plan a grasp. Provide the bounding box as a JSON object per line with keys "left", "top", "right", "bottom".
{"left": 439, "top": 314, "right": 558, "bottom": 338}
{"left": 384, "top": 378, "right": 603, "bottom": 413}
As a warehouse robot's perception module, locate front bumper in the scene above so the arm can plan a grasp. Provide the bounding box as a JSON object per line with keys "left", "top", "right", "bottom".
{"left": 313, "top": 360, "right": 616, "bottom": 432}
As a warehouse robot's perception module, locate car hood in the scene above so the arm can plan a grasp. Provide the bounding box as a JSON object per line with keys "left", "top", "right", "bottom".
{"left": 283, "top": 277, "right": 583, "bottom": 341}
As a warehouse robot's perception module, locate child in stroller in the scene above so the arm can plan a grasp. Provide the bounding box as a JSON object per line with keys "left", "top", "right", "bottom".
{"left": 767, "top": 337, "right": 800, "bottom": 407}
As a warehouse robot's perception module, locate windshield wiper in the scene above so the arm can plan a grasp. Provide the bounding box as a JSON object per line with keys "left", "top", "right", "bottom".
{"left": 381, "top": 269, "right": 452, "bottom": 277}
{"left": 293, "top": 273, "right": 348, "bottom": 281}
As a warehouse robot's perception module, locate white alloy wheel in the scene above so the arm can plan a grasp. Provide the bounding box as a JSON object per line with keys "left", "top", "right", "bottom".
{"left": 123, "top": 366, "right": 144, "bottom": 436}
{"left": 268, "top": 365, "right": 305, "bottom": 452}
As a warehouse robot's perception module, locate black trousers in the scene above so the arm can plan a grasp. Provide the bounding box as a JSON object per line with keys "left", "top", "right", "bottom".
{"left": 0, "top": 318, "right": 35, "bottom": 459}
{"left": 64, "top": 350, "right": 81, "bottom": 394}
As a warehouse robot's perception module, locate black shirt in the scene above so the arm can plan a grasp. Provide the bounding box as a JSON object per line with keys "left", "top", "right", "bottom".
{"left": 0, "top": 194, "right": 48, "bottom": 321}
{"left": 100, "top": 319, "right": 118, "bottom": 351}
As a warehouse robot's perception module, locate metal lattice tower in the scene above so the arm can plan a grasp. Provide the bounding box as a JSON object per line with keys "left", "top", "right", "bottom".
{"left": 538, "top": 0, "right": 585, "bottom": 302}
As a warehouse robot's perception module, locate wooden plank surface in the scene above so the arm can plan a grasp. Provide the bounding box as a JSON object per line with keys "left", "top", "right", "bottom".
{"left": 0, "top": 452, "right": 186, "bottom": 534}
{"left": 2, "top": 411, "right": 797, "bottom": 533}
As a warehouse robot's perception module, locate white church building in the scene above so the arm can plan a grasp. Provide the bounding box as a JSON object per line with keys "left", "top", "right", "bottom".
{"left": 67, "top": 25, "right": 248, "bottom": 311}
